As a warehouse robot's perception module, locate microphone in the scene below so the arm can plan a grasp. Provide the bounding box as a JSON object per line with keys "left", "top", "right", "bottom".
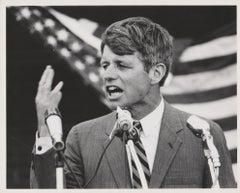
{"left": 187, "top": 115, "right": 221, "bottom": 168}
{"left": 187, "top": 115, "right": 210, "bottom": 138}
{"left": 117, "top": 106, "right": 132, "bottom": 132}
{"left": 109, "top": 106, "right": 133, "bottom": 139}
{"left": 45, "top": 108, "right": 65, "bottom": 151}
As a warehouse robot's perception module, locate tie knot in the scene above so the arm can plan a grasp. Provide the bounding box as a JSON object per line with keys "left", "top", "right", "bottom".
{"left": 126, "top": 121, "right": 142, "bottom": 143}
{"left": 133, "top": 121, "right": 142, "bottom": 132}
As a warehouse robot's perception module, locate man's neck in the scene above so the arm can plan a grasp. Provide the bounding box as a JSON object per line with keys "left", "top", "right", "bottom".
{"left": 129, "top": 96, "right": 162, "bottom": 120}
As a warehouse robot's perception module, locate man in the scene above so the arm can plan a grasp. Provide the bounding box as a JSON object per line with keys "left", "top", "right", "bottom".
{"left": 30, "top": 17, "right": 236, "bottom": 188}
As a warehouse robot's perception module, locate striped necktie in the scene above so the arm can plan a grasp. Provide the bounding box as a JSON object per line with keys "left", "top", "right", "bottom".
{"left": 130, "top": 121, "right": 151, "bottom": 188}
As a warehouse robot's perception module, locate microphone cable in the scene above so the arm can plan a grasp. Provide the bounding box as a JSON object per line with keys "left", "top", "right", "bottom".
{"left": 57, "top": 134, "right": 115, "bottom": 189}
{"left": 83, "top": 135, "right": 116, "bottom": 188}
{"left": 83, "top": 108, "right": 132, "bottom": 188}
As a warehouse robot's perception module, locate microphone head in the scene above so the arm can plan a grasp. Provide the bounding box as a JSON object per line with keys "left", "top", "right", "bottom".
{"left": 187, "top": 115, "right": 210, "bottom": 138}
{"left": 45, "top": 108, "right": 64, "bottom": 151}
{"left": 117, "top": 106, "right": 132, "bottom": 131}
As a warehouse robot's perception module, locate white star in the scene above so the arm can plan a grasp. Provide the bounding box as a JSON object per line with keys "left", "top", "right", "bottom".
{"left": 56, "top": 29, "right": 69, "bottom": 41}
{"left": 75, "top": 61, "right": 85, "bottom": 70}
{"left": 33, "top": 9, "right": 42, "bottom": 17}
{"left": 15, "top": 13, "right": 23, "bottom": 21}
{"left": 70, "top": 42, "right": 82, "bottom": 52}
{"left": 60, "top": 48, "right": 71, "bottom": 58}
{"left": 47, "top": 36, "right": 57, "bottom": 46}
{"left": 89, "top": 72, "right": 99, "bottom": 83}
{"left": 44, "top": 19, "right": 55, "bottom": 28}
{"left": 85, "top": 55, "right": 96, "bottom": 65}
{"left": 33, "top": 22, "right": 44, "bottom": 32}
{"left": 20, "top": 7, "right": 31, "bottom": 19}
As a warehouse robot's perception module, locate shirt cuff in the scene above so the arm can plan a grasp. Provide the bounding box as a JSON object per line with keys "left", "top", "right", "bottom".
{"left": 35, "top": 131, "right": 52, "bottom": 154}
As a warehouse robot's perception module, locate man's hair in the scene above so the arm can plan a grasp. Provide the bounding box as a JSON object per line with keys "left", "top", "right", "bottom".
{"left": 100, "top": 17, "right": 173, "bottom": 86}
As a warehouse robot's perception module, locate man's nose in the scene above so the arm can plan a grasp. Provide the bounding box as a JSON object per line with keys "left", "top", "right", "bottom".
{"left": 103, "top": 64, "right": 118, "bottom": 81}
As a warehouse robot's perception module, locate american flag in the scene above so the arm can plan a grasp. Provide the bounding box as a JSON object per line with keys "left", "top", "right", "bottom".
{"left": 9, "top": 6, "right": 237, "bottom": 179}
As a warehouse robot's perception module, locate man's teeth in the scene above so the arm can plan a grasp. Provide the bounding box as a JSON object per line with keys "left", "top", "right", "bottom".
{"left": 108, "top": 86, "right": 117, "bottom": 91}
{"left": 107, "top": 86, "right": 123, "bottom": 96}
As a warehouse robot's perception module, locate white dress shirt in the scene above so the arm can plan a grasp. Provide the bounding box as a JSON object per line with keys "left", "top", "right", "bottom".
{"left": 139, "top": 99, "right": 164, "bottom": 172}
{"left": 126, "top": 99, "right": 164, "bottom": 173}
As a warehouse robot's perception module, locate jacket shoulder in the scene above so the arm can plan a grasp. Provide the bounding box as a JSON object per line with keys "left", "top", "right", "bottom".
{"left": 69, "top": 112, "right": 116, "bottom": 135}
{"left": 167, "top": 102, "right": 224, "bottom": 136}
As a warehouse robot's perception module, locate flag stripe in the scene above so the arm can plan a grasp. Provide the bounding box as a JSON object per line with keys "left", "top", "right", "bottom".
{"left": 173, "top": 54, "right": 236, "bottom": 75}
{"left": 164, "top": 84, "right": 236, "bottom": 104}
{"left": 78, "top": 18, "right": 99, "bottom": 34}
{"left": 213, "top": 116, "right": 237, "bottom": 131}
{"left": 173, "top": 96, "right": 236, "bottom": 120}
{"left": 230, "top": 149, "right": 237, "bottom": 163}
{"left": 223, "top": 129, "right": 237, "bottom": 150}
{"left": 49, "top": 8, "right": 101, "bottom": 51}
{"left": 179, "top": 35, "right": 236, "bottom": 62}
{"left": 232, "top": 163, "right": 237, "bottom": 179}
{"left": 191, "top": 22, "right": 236, "bottom": 45}
{"left": 162, "top": 64, "right": 236, "bottom": 95}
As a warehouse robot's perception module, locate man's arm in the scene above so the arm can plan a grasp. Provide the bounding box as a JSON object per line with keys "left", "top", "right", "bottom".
{"left": 30, "top": 146, "right": 56, "bottom": 188}
{"left": 30, "top": 127, "right": 85, "bottom": 189}
{"left": 30, "top": 65, "right": 64, "bottom": 188}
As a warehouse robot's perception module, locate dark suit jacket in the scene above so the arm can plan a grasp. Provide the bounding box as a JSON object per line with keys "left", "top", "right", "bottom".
{"left": 30, "top": 101, "right": 236, "bottom": 188}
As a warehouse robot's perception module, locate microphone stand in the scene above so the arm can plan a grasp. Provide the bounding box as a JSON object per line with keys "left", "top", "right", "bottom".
{"left": 201, "top": 129, "right": 220, "bottom": 188}
{"left": 187, "top": 116, "right": 221, "bottom": 188}
{"left": 45, "top": 108, "right": 65, "bottom": 189}
{"left": 55, "top": 149, "right": 64, "bottom": 189}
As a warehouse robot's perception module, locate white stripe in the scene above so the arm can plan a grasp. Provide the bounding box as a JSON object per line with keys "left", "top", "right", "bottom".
{"left": 49, "top": 9, "right": 101, "bottom": 52}
{"left": 232, "top": 163, "right": 237, "bottom": 181}
{"left": 162, "top": 64, "right": 236, "bottom": 95}
{"left": 128, "top": 140, "right": 148, "bottom": 189}
{"left": 180, "top": 35, "right": 237, "bottom": 62}
{"left": 224, "top": 129, "right": 237, "bottom": 150}
{"left": 172, "top": 96, "right": 237, "bottom": 120}
{"left": 78, "top": 18, "right": 99, "bottom": 34}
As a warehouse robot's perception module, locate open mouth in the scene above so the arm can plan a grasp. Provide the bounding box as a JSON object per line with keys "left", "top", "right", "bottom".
{"left": 106, "top": 85, "right": 123, "bottom": 98}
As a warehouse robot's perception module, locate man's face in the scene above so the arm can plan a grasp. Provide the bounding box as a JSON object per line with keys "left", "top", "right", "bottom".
{"left": 100, "top": 45, "right": 152, "bottom": 110}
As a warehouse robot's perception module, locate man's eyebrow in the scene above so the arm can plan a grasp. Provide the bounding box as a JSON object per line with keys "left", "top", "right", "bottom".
{"left": 115, "top": 59, "right": 132, "bottom": 66}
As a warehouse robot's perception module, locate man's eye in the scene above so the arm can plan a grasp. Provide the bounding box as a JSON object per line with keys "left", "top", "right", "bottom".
{"left": 101, "top": 64, "right": 109, "bottom": 70}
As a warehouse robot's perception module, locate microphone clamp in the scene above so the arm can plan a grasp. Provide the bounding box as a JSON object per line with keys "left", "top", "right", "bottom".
{"left": 126, "top": 126, "right": 141, "bottom": 143}
{"left": 44, "top": 108, "right": 62, "bottom": 122}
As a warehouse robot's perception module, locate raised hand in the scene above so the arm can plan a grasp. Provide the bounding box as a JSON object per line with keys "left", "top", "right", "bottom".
{"left": 35, "top": 65, "right": 64, "bottom": 137}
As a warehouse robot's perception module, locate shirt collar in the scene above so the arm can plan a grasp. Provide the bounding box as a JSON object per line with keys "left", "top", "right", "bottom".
{"left": 139, "top": 98, "right": 164, "bottom": 137}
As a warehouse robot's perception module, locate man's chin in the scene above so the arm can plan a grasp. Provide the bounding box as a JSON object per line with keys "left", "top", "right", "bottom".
{"left": 106, "top": 100, "right": 127, "bottom": 110}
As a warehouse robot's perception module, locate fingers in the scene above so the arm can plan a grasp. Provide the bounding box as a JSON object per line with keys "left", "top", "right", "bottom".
{"left": 44, "top": 67, "right": 54, "bottom": 89}
{"left": 39, "top": 65, "right": 52, "bottom": 86}
{"left": 38, "top": 65, "right": 54, "bottom": 92}
{"left": 52, "top": 81, "right": 64, "bottom": 93}
{"left": 36, "top": 65, "right": 63, "bottom": 105}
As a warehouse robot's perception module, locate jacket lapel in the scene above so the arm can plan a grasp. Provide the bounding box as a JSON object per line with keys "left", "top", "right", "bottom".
{"left": 149, "top": 101, "right": 183, "bottom": 188}
{"left": 102, "top": 113, "right": 131, "bottom": 188}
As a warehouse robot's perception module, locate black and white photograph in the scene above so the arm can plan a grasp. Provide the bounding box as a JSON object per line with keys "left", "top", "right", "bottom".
{"left": 4, "top": 1, "right": 238, "bottom": 190}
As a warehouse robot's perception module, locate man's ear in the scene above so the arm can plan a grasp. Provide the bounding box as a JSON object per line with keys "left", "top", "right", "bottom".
{"left": 149, "top": 63, "right": 166, "bottom": 85}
